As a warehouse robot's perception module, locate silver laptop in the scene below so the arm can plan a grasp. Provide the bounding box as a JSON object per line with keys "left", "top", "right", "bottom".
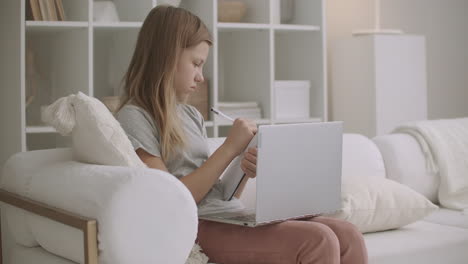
{"left": 199, "top": 121, "right": 343, "bottom": 227}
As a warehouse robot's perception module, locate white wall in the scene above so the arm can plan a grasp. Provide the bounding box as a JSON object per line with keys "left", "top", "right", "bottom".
{"left": 327, "top": 0, "right": 468, "bottom": 120}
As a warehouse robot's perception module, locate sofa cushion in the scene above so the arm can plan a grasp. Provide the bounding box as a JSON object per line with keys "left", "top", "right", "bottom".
{"left": 41, "top": 92, "right": 146, "bottom": 168}
{"left": 423, "top": 207, "right": 468, "bottom": 229}
{"left": 373, "top": 133, "right": 439, "bottom": 203}
{"left": 342, "top": 134, "right": 386, "bottom": 180}
{"left": 328, "top": 176, "right": 438, "bottom": 233}
{"left": 364, "top": 221, "right": 468, "bottom": 264}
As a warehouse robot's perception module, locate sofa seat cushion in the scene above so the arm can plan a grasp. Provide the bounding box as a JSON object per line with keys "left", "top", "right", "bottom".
{"left": 423, "top": 208, "right": 468, "bottom": 229}
{"left": 364, "top": 221, "right": 468, "bottom": 264}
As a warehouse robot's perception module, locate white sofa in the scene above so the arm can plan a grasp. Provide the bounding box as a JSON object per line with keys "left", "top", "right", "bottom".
{"left": 1, "top": 133, "right": 468, "bottom": 264}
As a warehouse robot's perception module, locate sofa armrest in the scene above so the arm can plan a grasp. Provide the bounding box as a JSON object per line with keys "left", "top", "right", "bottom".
{"left": 2, "top": 150, "right": 197, "bottom": 264}
{"left": 0, "top": 189, "right": 98, "bottom": 264}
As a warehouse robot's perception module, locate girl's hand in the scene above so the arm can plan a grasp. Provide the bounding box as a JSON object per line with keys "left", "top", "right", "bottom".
{"left": 241, "top": 147, "right": 257, "bottom": 178}
{"left": 223, "top": 118, "right": 257, "bottom": 156}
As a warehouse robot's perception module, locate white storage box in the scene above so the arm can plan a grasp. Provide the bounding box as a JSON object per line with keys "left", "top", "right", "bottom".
{"left": 274, "top": 80, "right": 310, "bottom": 119}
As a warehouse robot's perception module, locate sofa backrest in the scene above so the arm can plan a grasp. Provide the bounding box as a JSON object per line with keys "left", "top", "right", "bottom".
{"left": 373, "top": 133, "right": 439, "bottom": 203}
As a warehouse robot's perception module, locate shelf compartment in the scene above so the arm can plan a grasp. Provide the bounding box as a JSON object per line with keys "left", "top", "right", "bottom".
{"left": 95, "top": 0, "right": 152, "bottom": 23}
{"left": 274, "top": 30, "right": 325, "bottom": 120}
{"left": 26, "top": 0, "right": 89, "bottom": 22}
{"left": 216, "top": 118, "right": 271, "bottom": 127}
{"left": 217, "top": 22, "right": 270, "bottom": 32}
{"left": 273, "top": 24, "right": 320, "bottom": 32}
{"left": 61, "top": 0, "right": 89, "bottom": 21}
{"left": 93, "top": 28, "right": 139, "bottom": 99}
{"left": 217, "top": 118, "right": 271, "bottom": 137}
{"left": 275, "top": 0, "right": 323, "bottom": 26}
{"left": 93, "top": 22, "right": 142, "bottom": 31}
{"left": 26, "top": 21, "right": 88, "bottom": 32}
{"left": 25, "top": 28, "right": 89, "bottom": 127}
{"left": 218, "top": 29, "right": 271, "bottom": 120}
{"left": 273, "top": 117, "right": 322, "bottom": 124}
{"left": 27, "top": 133, "right": 70, "bottom": 151}
{"left": 217, "top": 0, "right": 269, "bottom": 24}
{"left": 26, "top": 126, "right": 57, "bottom": 133}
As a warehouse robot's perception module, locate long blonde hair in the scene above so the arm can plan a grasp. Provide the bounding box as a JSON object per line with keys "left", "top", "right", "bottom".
{"left": 120, "top": 5, "right": 212, "bottom": 162}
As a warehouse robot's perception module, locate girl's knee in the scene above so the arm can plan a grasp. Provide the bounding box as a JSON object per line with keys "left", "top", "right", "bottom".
{"left": 334, "top": 220, "right": 363, "bottom": 244}
{"left": 285, "top": 222, "right": 340, "bottom": 263}
{"left": 314, "top": 217, "right": 363, "bottom": 243}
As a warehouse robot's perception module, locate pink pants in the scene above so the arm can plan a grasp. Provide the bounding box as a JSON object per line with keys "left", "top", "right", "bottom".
{"left": 197, "top": 216, "right": 368, "bottom": 264}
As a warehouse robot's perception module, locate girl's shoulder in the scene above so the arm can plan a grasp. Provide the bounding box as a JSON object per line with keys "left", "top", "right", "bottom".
{"left": 117, "top": 104, "right": 147, "bottom": 116}
{"left": 180, "top": 104, "right": 204, "bottom": 121}
{"left": 116, "top": 104, "right": 154, "bottom": 125}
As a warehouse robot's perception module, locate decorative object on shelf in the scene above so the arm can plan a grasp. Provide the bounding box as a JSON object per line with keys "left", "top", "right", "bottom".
{"left": 280, "top": 0, "right": 295, "bottom": 23}
{"left": 101, "top": 96, "right": 122, "bottom": 114}
{"left": 216, "top": 101, "right": 262, "bottom": 121}
{"left": 157, "top": 0, "right": 182, "bottom": 7}
{"left": 274, "top": 80, "right": 310, "bottom": 119}
{"left": 187, "top": 80, "right": 210, "bottom": 120}
{"left": 93, "top": 1, "right": 120, "bottom": 22}
{"left": 218, "top": 0, "right": 247, "bottom": 23}
{"left": 272, "top": 0, "right": 295, "bottom": 24}
{"left": 352, "top": 0, "right": 403, "bottom": 35}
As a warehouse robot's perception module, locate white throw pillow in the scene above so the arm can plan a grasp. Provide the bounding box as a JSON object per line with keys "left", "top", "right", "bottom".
{"left": 328, "top": 177, "right": 439, "bottom": 233}
{"left": 42, "top": 92, "right": 146, "bottom": 167}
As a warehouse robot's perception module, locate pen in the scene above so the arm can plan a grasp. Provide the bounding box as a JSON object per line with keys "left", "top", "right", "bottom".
{"left": 210, "top": 107, "right": 235, "bottom": 122}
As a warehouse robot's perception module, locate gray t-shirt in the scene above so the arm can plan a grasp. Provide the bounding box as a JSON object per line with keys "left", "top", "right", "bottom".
{"left": 116, "top": 103, "right": 242, "bottom": 211}
{"left": 116, "top": 104, "right": 210, "bottom": 179}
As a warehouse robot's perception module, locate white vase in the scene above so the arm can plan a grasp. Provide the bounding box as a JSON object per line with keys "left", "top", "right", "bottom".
{"left": 93, "top": 1, "right": 120, "bottom": 22}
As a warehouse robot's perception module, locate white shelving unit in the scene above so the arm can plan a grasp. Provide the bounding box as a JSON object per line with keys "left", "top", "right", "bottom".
{"left": 0, "top": 0, "right": 326, "bottom": 166}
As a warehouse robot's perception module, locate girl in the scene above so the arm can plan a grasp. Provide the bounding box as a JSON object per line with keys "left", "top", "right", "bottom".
{"left": 116, "top": 5, "right": 368, "bottom": 264}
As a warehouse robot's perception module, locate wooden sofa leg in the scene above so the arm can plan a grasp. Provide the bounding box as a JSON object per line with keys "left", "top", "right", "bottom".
{"left": 0, "top": 189, "right": 99, "bottom": 264}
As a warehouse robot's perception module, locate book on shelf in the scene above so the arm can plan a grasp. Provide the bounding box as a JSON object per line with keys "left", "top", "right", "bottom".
{"left": 219, "top": 108, "right": 261, "bottom": 116}
{"left": 27, "top": 0, "right": 42, "bottom": 21}
{"left": 217, "top": 101, "right": 262, "bottom": 119}
{"left": 45, "top": 0, "right": 58, "bottom": 21}
{"left": 36, "top": 0, "right": 65, "bottom": 21}
{"left": 55, "top": 0, "right": 66, "bottom": 21}
{"left": 26, "top": 0, "right": 33, "bottom": 20}
{"left": 38, "top": 0, "right": 49, "bottom": 20}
